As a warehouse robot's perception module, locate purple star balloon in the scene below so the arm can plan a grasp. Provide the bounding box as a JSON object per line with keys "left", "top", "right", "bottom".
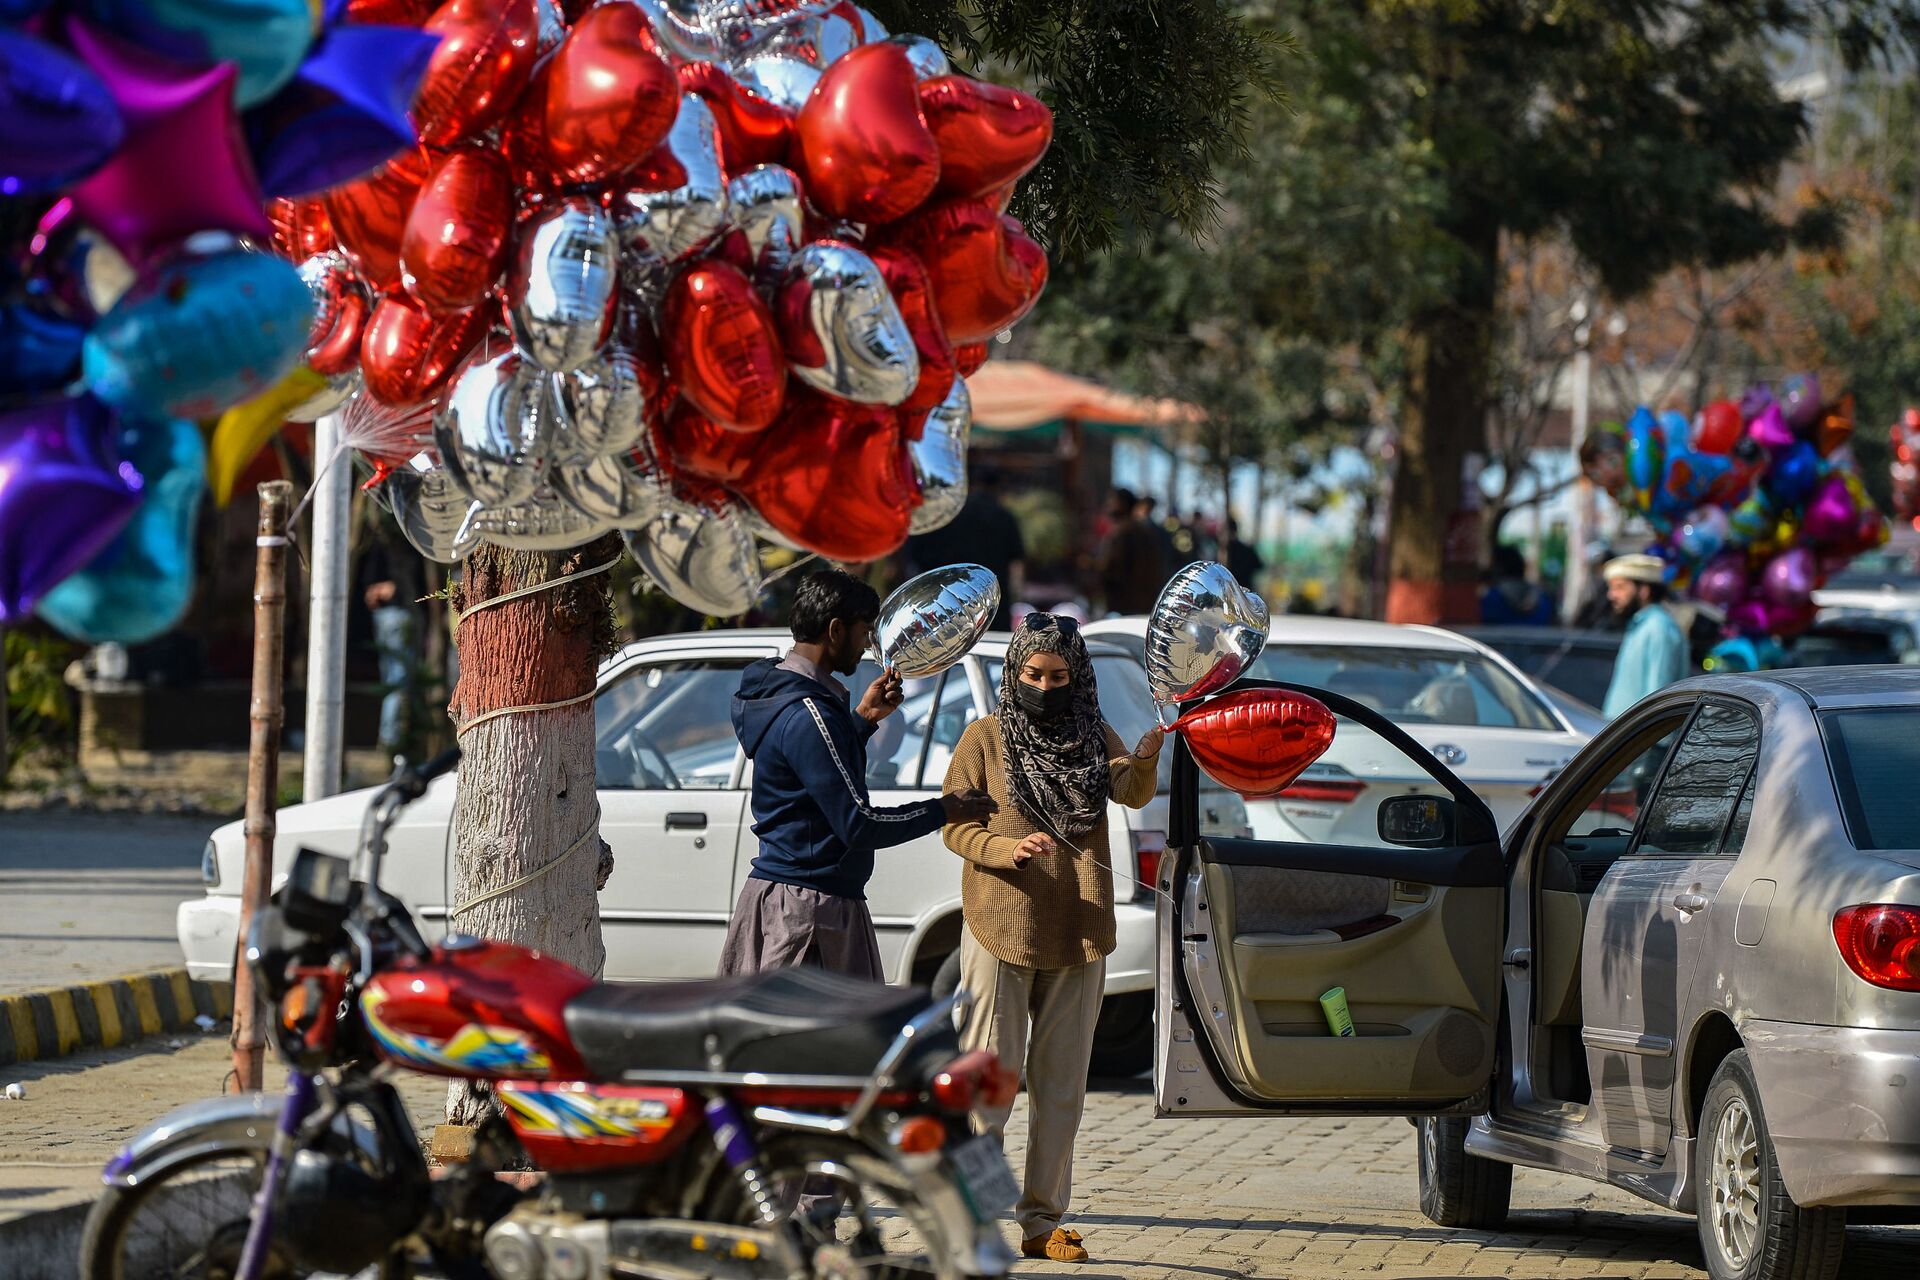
{"left": 64, "top": 17, "right": 271, "bottom": 270}
{"left": 0, "top": 394, "right": 144, "bottom": 625}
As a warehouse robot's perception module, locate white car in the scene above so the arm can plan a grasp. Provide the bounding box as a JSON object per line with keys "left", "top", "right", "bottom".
{"left": 1082, "top": 616, "right": 1590, "bottom": 840}
{"left": 181, "top": 630, "right": 1249, "bottom": 1074}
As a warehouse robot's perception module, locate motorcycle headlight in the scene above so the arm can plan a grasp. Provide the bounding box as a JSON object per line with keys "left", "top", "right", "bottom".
{"left": 201, "top": 839, "right": 220, "bottom": 889}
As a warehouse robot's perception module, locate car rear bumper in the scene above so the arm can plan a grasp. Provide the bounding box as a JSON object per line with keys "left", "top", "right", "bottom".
{"left": 178, "top": 895, "right": 239, "bottom": 983}
{"left": 1746, "top": 1019, "right": 1920, "bottom": 1207}
{"left": 1106, "top": 901, "right": 1154, "bottom": 994}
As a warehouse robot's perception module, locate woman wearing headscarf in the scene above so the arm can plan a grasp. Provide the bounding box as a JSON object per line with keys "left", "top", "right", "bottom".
{"left": 941, "top": 614, "right": 1162, "bottom": 1263}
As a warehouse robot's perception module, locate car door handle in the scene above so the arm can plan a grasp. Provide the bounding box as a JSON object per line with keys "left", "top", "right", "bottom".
{"left": 665, "top": 812, "right": 708, "bottom": 832}
{"left": 1673, "top": 891, "right": 1710, "bottom": 914}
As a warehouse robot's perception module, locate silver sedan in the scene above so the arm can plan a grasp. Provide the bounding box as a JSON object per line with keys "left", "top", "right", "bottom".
{"left": 1152, "top": 666, "right": 1920, "bottom": 1280}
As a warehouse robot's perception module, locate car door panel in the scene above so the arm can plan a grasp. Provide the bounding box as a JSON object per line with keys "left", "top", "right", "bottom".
{"left": 1158, "top": 680, "right": 1506, "bottom": 1117}
{"left": 594, "top": 648, "right": 772, "bottom": 979}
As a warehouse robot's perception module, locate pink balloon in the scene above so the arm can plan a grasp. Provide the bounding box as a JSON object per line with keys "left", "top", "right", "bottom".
{"left": 1725, "top": 599, "right": 1770, "bottom": 636}
{"left": 1692, "top": 552, "right": 1749, "bottom": 607}
{"left": 1759, "top": 547, "right": 1818, "bottom": 609}
{"left": 63, "top": 19, "right": 271, "bottom": 270}
{"left": 1747, "top": 402, "right": 1795, "bottom": 451}
{"left": 1801, "top": 475, "right": 1859, "bottom": 545}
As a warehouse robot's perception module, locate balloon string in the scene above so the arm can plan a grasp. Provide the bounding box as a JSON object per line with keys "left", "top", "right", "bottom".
{"left": 1013, "top": 796, "right": 1175, "bottom": 904}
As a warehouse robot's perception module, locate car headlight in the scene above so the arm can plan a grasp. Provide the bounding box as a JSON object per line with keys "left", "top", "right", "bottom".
{"left": 201, "top": 839, "right": 220, "bottom": 889}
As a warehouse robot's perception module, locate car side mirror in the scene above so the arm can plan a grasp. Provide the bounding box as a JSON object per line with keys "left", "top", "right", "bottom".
{"left": 1377, "top": 795, "right": 1455, "bottom": 848}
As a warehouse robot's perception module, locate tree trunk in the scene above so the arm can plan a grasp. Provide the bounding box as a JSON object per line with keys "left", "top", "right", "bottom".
{"left": 443, "top": 534, "right": 620, "bottom": 1126}
{"left": 1386, "top": 218, "right": 1498, "bottom": 624}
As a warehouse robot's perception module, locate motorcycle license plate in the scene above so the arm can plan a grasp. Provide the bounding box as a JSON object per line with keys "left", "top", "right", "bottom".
{"left": 949, "top": 1135, "right": 1019, "bottom": 1221}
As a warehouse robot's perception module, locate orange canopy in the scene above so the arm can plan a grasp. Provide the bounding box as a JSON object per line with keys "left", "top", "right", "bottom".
{"left": 963, "top": 360, "right": 1200, "bottom": 435}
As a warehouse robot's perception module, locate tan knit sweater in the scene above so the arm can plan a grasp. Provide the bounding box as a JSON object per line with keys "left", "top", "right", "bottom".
{"left": 941, "top": 715, "right": 1160, "bottom": 969}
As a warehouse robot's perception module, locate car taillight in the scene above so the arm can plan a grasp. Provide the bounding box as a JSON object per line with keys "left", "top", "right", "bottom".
{"left": 1271, "top": 764, "right": 1364, "bottom": 805}
{"left": 931, "top": 1050, "right": 1019, "bottom": 1113}
{"left": 1833, "top": 904, "right": 1920, "bottom": 992}
{"left": 1131, "top": 829, "right": 1167, "bottom": 901}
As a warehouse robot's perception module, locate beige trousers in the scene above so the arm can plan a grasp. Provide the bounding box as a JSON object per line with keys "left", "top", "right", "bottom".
{"left": 956, "top": 925, "right": 1105, "bottom": 1238}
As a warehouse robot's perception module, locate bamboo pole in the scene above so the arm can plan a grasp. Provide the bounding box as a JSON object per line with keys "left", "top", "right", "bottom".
{"left": 231, "top": 481, "right": 292, "bottom": 1093}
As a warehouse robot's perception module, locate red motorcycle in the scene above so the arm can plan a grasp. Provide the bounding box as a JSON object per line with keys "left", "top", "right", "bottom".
{"left": 84, "top": 750, "right": 1021, "bottom": 1280}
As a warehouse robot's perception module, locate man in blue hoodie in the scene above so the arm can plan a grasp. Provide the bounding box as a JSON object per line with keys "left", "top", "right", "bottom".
{"left": 720, "top": 570, "right": 995, "bottom": 980}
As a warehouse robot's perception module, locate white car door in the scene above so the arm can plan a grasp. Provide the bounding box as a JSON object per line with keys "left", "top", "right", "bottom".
{"left": 594, "top": 643, "right": 775, "bottom": 978}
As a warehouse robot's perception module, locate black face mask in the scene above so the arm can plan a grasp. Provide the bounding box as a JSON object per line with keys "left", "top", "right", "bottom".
{"left": 1013, "top": 680, "right": 1072, "bottom": 722}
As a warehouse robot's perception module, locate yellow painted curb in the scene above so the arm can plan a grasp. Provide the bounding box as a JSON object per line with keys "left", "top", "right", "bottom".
{"left": 0, "top": 971, "right": 235, "bottom": 1067}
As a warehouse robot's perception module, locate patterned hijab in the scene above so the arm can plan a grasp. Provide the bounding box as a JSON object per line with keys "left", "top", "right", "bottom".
{"left": 999, "top": 617, "right": 1110, "bottom": 837}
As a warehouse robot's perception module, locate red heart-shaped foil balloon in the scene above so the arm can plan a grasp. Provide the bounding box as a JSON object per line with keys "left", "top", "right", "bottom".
{"left": 1172, "top": 689, "right": 1338, "bottom": 799}
{"left": 737, "top": 391, "right": 918, "bottom": 561}
{"left": 678, "top": 60, "right": 795, "bottom": 173}
{"left": 955, "top": 342, "right": 989, "bottom": 377}
{"left": 269, "top": 197, "right": 335, "bottom": 258}
{"left": 325, "top": 148, "right": 430, "bottom": 294}
{"left": 400, "top": 148, "right": 515, "bottom": 313}
{"left": 868, "top": 245, "right": 954, "bottom": 430}
{"left": 659, "top": 400, "right": 762, "bottom": 484}
{"left": 542, "top": 4, "right": 679, "bottom": 186}
{"left": 413, "top": 0, "right": 542, "bottom": 148}
{"left": 304, "top": 263, "right": 370, "bottom": 377}
{"left": 360, "top": 296, "right": 491, "bottom": 407}
{"left": 917, "top": 75, "right": 1052, "bottom": 201}
{"left": 793, "top": 43, "right": 940, "bottom": 225}
{"left": 662, "top": 263, "right": 787, "bottom": 432}
{"left": 878, "top": 199, "right": 1047, "bottom": 344}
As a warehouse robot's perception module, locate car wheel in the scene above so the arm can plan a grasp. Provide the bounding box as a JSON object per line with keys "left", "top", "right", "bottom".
{"left": 1694, "top": 1050, "right": 1845, "bottom": 1280}
{"left": 1088, "top": 992, "right": 1153, "bottom": 1079}
{"left": 930, "top": 949, "right": 961, "bottom": 1000}
{"left": 1416, "top": 1115, "right": 1511, "bottom": 1230}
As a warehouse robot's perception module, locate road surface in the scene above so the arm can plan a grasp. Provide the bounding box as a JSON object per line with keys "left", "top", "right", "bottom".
{"left": 0, "top": 813, "right": 211, "bottom": 994}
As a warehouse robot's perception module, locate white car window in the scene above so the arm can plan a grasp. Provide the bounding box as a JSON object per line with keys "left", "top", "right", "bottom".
{"left": 1253, "top": 645, "right": 1557, "bottom": 731}
{"left": 850, "top": 661, "right": 941, "bottom": 791}
{"left": 595, "top": 659, "right": 751, "bottom": 790}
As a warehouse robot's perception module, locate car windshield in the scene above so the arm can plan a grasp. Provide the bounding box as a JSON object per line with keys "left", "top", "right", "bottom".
{"left": 1821, "top": 708, "right": 1920, "bottom": 849}
{"left": 1251, "top": 645, "right": 1559, "bottom": 731}
{"left": 1485, "top": 640, "right": 1617, "bottom": 709}
{"left": 1823, "top": 546, "right": 1920, "bottom": 589}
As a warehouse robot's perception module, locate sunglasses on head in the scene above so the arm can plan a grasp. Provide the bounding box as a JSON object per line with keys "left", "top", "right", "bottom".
{"left": 1020, "top": 612, "right": 1078, "bottom": 637}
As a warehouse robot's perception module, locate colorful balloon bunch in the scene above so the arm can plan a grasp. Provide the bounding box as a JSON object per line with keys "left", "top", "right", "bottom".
{"left": 266, "top": 0, "right": 1053, "bottom": 618}
{"left": 0, "top": 1, "right": 436, "bottom": 635}
{"left": 1580, "top": 373, "right": 1888, "bottom": 639}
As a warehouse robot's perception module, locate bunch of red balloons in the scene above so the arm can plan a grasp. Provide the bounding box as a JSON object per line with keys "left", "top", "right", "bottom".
{"left": 271, "top": 0, "right": 1052, "bottom": 615}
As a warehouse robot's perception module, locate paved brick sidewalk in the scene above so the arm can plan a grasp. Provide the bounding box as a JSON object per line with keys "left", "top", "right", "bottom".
{"left": 3, "top": 1041, "right": 1912, "bottom": 1278}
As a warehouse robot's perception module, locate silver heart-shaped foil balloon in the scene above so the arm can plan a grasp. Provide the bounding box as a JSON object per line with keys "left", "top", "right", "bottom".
{"left": 908, "top": 379, "right": 969, "bottom": 534}
{"left": 386, "top": 453, "right": 480, "bottom": 564}
{"left": 889, "top": 34, "right": 949, "bottom": 78}
{"left": 1145, "top": 560, "right": 1270, "bottom": 709}
{"left": 632, "top": 0, "right": 838, "bottom": 61}
{"left": 615, "top": 94, "right": 728, "bottom": 268}
{"left": 283, "top": 365, "right": 362, "bottom": 424}
{"left": 470, "top": 484, "right": 614, "bottom": 552}
{"left": 554, "top": 345, "right": 646, "bottom": 458}
{"left": 624, "top": 498, "right": 762, "bottom": 617}
{"left": 731, "top": 53, "right": 821, "bottom": 109}
{"left": 779, "top": 241, "right": 918, "bottom": 406}
{"left": 872, "top": 564, "right": 1000, "bottom": 679}
{"left": 435, "top": 348, "right": 554, "bottom": 509}
{"left": 727, "top": 165, "right": 803, "bottom": 289}
{"left": 509, "top": 197, "right": 619, "bottom": 374}
{"left": 549, "top": 450, "right": 667, "bottom": 529}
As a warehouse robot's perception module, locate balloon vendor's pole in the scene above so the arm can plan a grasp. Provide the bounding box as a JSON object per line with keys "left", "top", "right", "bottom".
{"left": 231, "top": 480, "right": 292, "bottom": 1094}
{"left": 303, "top": 411, "right": 351, "bottom": 801}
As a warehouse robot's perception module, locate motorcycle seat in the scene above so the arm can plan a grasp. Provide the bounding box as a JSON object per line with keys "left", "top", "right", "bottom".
{"left": 563, "top": 967, "right": 942, "bottom": 1082}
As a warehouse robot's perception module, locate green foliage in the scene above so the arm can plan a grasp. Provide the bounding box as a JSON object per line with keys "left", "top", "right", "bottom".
{"left": 4, "top": 627, "right": 78, "bottom": 778}
{"left": 866, "top": 1, "right": 1285, "bottom": 256}
{"left": 1003, "top": 489, "right": 1074, "bottom": 568}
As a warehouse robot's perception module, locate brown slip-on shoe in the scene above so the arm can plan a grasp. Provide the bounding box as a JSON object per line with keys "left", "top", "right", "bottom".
{"left": 1021, "top": 1228, "right": 1089, "bottom": 1262}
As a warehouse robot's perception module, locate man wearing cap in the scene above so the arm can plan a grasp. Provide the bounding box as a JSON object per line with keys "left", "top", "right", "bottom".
{"left": 1601, "top": 554, "right": 1689, "bottom": 717}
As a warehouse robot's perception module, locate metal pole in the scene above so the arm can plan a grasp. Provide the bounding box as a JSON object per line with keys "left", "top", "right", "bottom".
{"left": 303, "top": 412, "right": 351, "bottom": 800}
{"left": 1562, "top": 299, "right": 1594, "bottom": 623}
{"left": 232, "top": 480, "right": 291, "bottom": 1094}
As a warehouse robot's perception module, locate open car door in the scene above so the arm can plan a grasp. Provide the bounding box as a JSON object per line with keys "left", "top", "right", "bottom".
{"left": 1157, "top": 681, "right": 1505, "bottom": 1117}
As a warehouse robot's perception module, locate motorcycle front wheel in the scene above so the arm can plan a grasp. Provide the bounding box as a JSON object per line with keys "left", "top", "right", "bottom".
{"left": 701, "top": 1135, "right": 982, "bottom": 1280}
{"left": 79, "top": 1145, "right": 409, "bottom": 1280}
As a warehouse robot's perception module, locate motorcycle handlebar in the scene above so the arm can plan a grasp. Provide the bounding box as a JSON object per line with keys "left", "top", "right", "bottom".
{"left": 399, "top": 746, "right": 462, "bottom": 799}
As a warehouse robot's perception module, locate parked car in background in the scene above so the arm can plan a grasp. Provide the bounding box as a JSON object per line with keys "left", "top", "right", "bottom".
{"left": 182, "top": 631, "right": 1247, "bottom": 1076}
{"left": 1811, "top": 523, "right": 1920, "bottom": 622}
{"left": 1084, "top": 616, "right": 1590, "bottom": 837}
{"left": 1155, "top": 666, "right": 1920, "bottom": 1280}
{"left": 1787, "top": 615, "right": 1920, "bottom": 668}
